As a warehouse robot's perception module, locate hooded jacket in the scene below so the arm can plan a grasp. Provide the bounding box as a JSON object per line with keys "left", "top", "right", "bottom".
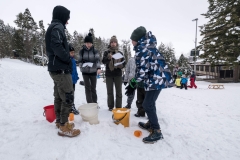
{"left": 134, "top": 31, "right": 174, "bottom": 91}
{"left": 45, "top": 6, "right": 71, "bottom": 72}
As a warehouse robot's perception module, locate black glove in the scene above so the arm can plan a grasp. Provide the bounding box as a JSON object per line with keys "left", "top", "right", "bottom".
{"left": 125, "top": 85, "right": 136, "bottom": 96}
{"left": 123, "top": 82, "right": 128, "bottom": 86}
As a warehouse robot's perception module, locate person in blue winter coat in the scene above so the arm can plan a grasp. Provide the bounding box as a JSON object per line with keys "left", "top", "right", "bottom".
{"left": 180, "top": 74, "right": 188, "bottom": 90}
{"left": 126, "top": 26, "right": 174, "bottom": 143}
{"left": 69, "top": 44, "right": 79, "bottom": 115}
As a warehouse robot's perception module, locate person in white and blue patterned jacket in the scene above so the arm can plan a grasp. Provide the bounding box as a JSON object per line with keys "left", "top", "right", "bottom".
{"left": 126, "top": 26, "right": 174, "bottom": 143}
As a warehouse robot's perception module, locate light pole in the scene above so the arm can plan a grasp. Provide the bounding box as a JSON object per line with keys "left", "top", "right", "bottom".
{"left": 192, "top": 18, "right": 198, "bottom": 73}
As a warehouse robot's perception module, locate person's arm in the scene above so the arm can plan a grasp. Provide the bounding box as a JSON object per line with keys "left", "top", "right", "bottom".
{"left": 50, "top": 28, "right": 70, "bottom": 64}
{"left": 95, "top": 50, "right": 101, "bottom": 70}
{"left": 95, "top": 50, "right": 101, "bottom": 74}
{"left": 128, "top": 59, "right": 136, "bottom": 82}
{"left": 78, "top": 49, "right": 83, "bottom": 70}
{"left": 124, "top": 62, "right": 129, "bottom": 82}
{"left": 116, "top": 51, "right": 126, "bottom": 69}
{"left": 102, "top": 51, "right": 111, "bottom": 64}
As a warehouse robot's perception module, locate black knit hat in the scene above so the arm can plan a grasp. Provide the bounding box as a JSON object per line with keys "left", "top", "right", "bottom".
{"left": 84, "top": 33, "right": 93, "bottom": 43}
{"left": 130, "top": 26, "right": 147, "bottom": 42}
{"left": 69, "top": 43, "right": 74, "bottom": 51}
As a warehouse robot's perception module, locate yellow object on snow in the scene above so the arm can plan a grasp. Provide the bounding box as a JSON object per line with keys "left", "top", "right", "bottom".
{"left": 175, "top": 78, "right": 181, "bottom": 87}
{"left": 112, "top": 108, "right": 130, "bottom": 127}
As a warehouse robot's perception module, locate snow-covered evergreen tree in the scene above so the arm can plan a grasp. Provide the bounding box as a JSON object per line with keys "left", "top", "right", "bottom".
{"left": 199, "top": 0, "right": 240, "bottom": 65}
{"left": 177, "top": 54, "right": 192, "bottom": 76}
{"left": 158, "top": 42, "right": 177, "bottom": 72}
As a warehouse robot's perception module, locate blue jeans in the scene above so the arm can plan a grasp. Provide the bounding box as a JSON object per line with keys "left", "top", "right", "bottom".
{"left": 142, "top": 89, "right": 161, "bottom": 130}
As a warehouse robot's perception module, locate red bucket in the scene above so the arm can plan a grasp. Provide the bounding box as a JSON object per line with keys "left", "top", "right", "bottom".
{"left": 43, "top": 105, "right": 56, "bottom": 123}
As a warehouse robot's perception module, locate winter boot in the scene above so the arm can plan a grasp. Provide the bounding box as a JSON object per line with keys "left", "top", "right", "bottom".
{"left": 124, "top": 103, "right": 131, "bottom": 109}
{"left": 135, "top": 109, "right": 145, "bottom": 117}
{"left": 71, "top": 104, "right": 79, "bottom": 115}
{"left": 79, "top": 81, "right": 85, "bottom": 86}
{"left": 56, "top": 122, "right": 60, "bottom": 129}
{"left": 55, "top": 119, "right": 60, "bottom": 128}
{"left": 142, "top": 129, "right": 164, "bottom": 144}
{"left": 58, "top": 122, "right": 80, "bottom": 137}
{"left": 138, "top": 121, "right": 152, "bottom": 132}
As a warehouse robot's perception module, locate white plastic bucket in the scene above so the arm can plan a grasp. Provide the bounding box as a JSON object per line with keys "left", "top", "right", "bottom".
{"left": 78, "top": 103, "right": 99, "bottom": 124}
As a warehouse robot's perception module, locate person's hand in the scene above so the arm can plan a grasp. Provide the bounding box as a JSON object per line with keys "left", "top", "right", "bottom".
{"left": 125, "top": 85, "right": 136, "bottom": 96}
{"left": 129, "top": 78, "right": 137, "bottom": 88}
{"left": 123, "top": 82, "right": 128, "bottom": 86}
{"left": 108, "top": 54, "right": 112, "bottom": 59}
{"left": 97, "top": 69, "right": 101, "bottom": 75}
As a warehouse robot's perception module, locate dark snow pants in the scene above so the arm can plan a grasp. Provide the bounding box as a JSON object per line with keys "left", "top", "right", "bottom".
{"left": 82, "top": 75, "right": 97, "bottom": 103}
{"left": 106, "top": 76, "right": 122, "bottom": 109}
{"left": 142, "top": 89, "right": 161, "bottom": 130}
{"left": 136, "top": 87, "right": 146, "bottom": 116}
{"left": 49, "top": 72, "right": 73, "bottom": 124}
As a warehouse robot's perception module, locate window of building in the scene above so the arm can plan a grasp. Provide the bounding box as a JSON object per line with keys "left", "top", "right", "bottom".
{"left": 210, "top": 66, "right": 215, "bottom": 72}
{"left": 205, "top": 66, "right": 209, "bottom": 72}
{"left": 196, "top": 65, "right": 199, "bottom": 71}
{"left": 200, "top": 66, "right": 204, "bottom": 71}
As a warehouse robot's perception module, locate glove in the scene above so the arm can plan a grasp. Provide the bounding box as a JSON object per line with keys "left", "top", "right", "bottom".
{"left": 123, "top": 82, "right": 128, "bottom": 86}
{"left": 129, "top": 78, "right": 137, "bottom": 88}
{"left": 125, "top": 85, "right": 136, "bottom": 96}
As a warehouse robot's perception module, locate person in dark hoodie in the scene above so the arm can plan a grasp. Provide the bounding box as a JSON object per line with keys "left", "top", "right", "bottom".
{"left": 45, "top": 5, "right": 80, "bottom": 137}
{"left": 79, "top": 33, "right": 101, "bottom": 104}
{"left": 102, "top": 36, "right": 125, "bottom": 111}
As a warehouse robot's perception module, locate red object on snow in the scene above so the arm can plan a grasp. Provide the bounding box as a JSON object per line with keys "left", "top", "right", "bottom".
{"left": 188, "top": 77, "right": 197, "bottom": 88}
{"left": 43, "top": 105, "right": 56, "bottom": 123}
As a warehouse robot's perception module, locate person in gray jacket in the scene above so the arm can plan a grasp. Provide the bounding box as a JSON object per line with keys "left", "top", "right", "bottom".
{"left": 124, "top": 57, "right": 146, "bottom": 117}
{"left": 79, "top": 33, "right": 101, "bottom": 104}
{"left": 123, "top": 57, "right": 136, "bottom": 109}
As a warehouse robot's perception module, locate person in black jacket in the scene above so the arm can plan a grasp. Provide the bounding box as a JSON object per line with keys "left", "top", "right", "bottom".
{"left": 45, "top": 5, "right": 80, "bottom": 137}
{"left": 79, "top": 33, "right": 101, "bottom": 104}
{"left": 102, "top": 36, "right": 125, "bottom": 111}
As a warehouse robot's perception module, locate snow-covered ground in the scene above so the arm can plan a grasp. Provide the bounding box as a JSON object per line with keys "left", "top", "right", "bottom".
{"left": 0, "top": 58, "right": 239, "bottom": 160}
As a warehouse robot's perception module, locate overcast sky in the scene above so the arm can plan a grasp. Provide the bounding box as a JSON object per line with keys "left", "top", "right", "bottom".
{"left": 0, "top": 0, "right": 209, "bottom": 58}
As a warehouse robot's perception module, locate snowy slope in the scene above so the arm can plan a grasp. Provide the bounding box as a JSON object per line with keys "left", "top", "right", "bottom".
{"left": 0, "top": 58, "right": 239, "bottom": 160}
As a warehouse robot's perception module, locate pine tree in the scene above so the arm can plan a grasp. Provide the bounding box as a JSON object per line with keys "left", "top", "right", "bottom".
{"left": 121, "top": 40, "right": 131, "bottom": 64}
{"left": 65, "top": 29, "right": 73, "bottom": 43}
{"left": 199, "top": 0, "right": 240, "bottom": 65}
{"left": 14, "top": 8, "right": 38, "bottom": 60}
{"left": 158, "top": 42, "right": 177, "bottom": 72}
{"left": 177, "top": 54, "right": 192, "bottom": 76}
{"left": 39, "top": 20, "right": 46, "bottom": 55}
{"left": 12, "top": 29, "right": 25, "bottom": 57}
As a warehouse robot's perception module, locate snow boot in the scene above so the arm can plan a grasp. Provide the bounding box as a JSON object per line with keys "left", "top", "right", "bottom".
{"left": 124, "top": 103, "right": 131, "bottom": 109}
{"left": 142, "top": 129, "right": 164, "bottom": 144}
{"left": 55, "top": 119, "right": 60, "bottom": 128}
{"left": 71, "top": 104, "right": 79, "bottom": 115}
{"left": 56, "top": 122, "right": 60, "bottom": 129}
{"left": 138, "top": 121, "right": 151, "bottom": 132}
{"left": 79, "top": 81, "right": 85, "bottom": 86}
{"left": 58, "top": 122, "right": 80, "bottom": 137}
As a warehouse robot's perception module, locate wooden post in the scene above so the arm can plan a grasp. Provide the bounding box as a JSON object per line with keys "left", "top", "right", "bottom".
{"left": 233, "top": 64, "right": 239, "bottom": 83}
